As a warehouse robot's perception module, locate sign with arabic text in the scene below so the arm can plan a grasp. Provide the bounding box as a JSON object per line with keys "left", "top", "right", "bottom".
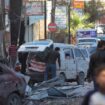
{"left": 25, "top": 1, "right": 44, "bottom": 16}
{"left": 55, "top": 6, "right": 67, "bottom": 29}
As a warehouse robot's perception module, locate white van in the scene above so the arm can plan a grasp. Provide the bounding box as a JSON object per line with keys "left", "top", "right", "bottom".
{"left": 77, "top": 38, "right": 100, "bottom": 48}
{"left": 18, "top": 40, "right": 89, "bottom": 85}
{"left": 54, "top": 43, "right": 89, "bottom": 85}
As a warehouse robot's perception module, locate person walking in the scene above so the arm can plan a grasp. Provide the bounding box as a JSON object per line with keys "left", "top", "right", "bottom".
{"left": 44, "top": 47, "right": 61, "bottom": 81}
{"left": 87, "top": 40, "right": 105, "bottom": 90}
{"left": 82, "top": 64, "right": 105, "bottom": 105}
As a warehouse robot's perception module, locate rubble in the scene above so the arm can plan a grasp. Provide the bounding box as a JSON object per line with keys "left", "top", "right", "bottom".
{"left": 24, "top": 78, "right": 93, "bottom": 105}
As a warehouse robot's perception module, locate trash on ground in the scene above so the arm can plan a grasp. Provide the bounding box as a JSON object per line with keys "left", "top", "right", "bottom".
{"left": 24, "top": 78, "right": 93, "bottom": 103}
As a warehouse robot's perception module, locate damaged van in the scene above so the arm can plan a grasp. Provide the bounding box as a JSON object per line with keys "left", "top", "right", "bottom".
{"left": 18, "top": 40, "right": 89, "bottom": 85}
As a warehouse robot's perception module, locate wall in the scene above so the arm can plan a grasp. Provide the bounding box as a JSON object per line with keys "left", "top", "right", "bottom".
{"left": 33, "top": 20, "right": 45, "bottom": 40}
{"left": 25, "top": 25, "right": 33, "bottom": 42}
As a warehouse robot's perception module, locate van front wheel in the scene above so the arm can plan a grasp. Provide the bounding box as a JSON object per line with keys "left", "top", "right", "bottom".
{"left": 77, "top": 72, "right": 85, "bottom": 85}
{"left": 59, "top": 73, "right": 66, "bottom": 83}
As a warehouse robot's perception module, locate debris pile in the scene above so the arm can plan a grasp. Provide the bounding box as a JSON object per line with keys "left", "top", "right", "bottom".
{"left": 23, "top": 78, "right": 93, "bottom": 105}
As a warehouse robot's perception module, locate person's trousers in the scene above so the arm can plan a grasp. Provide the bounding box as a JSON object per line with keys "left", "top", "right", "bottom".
{"left": 44, "top": 64, "right": 56, "bottom": 81}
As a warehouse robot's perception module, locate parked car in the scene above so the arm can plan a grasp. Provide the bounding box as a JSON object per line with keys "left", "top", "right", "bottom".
{"left": 98, "top": 36, "right": 105, "bottom": 41}
{"left": 77, "top": 38, "right": 100, "bottom": 48}
{"left": 0, "top": 62, "right": 26, "bottom": 105}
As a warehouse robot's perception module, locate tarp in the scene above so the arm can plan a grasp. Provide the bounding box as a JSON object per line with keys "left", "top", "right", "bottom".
{"left": 29, "top": 59, "right": 46, "bottom": 72}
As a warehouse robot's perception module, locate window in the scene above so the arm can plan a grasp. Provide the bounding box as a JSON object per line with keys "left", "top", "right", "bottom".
{"left": 81, "top": 49, "right": 88, "bottom": 58}
{"left": 75, "top": 49, "right": 84, "bottom": 58}
{"left": 64, "top": 48, "right": 74, "bottom": 59}
{"left": 79, "top": 39, "right": 96, "bottom": 43}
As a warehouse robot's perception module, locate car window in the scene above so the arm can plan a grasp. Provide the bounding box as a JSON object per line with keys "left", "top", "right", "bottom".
{"left": 81, "top": 49, "right": 88, "bottom": 58}
{"left": 74, "top": 49, "right": 84, "bottom": 59}
{"left": 64, "top": 48, "right": 74, "bottom": 59}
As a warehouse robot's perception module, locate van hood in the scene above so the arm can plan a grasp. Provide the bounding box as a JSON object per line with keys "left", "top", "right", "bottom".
{"left": 18, "top": 40, "right": 53, "bottom": 52}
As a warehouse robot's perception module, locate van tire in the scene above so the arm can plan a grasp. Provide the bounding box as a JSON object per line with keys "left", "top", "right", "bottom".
{"left": 77, "top": 72, "right": 85, "bottom": 85}
{"left": 59, "top": 73, "right": 66, "bottom": 83}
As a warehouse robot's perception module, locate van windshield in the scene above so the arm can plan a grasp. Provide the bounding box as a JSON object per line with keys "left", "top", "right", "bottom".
{"left": 28, "top": 47, "right": 51, "bottom": 62}
{"left": 27, "top": 51, "right": 47, "bottom": 73}
{"left": 28, "top": 52, "right": 45, "bottom": 62}
{"left": 79, "top": 39, "right": 96, "bottom": 43}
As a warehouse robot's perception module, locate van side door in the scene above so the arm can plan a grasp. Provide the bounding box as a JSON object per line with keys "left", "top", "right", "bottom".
{"left": 74, "top": 48, "right": 88, "bottom": 77}
{"left": 64, "top": 48, "right": 77, "bottom": 79}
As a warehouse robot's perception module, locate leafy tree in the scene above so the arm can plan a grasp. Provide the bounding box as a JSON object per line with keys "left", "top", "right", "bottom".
{"left": 70, "top": 11, "right": 94, "bottom": 38}
{"left": 84, "top": 0, "right": 105, "bottom": 22}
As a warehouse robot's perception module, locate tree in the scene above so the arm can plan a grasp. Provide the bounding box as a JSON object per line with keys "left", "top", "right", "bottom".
{"left": 0, "top": 0, "right": 5, "bottom": 30}
{"left": 0, "top": 0, "right": 5, "bottom": 58}
{"left": 84, "top": 0, "right": 105, "bottom": 22}
{"left": 9, "top": 0, "right": 22, "bottom": 67}
{"left": 9, "top": 0, "right": 22, "bottom": 45}
{"left": 50, "top": 0, "right": 57, "bottom": 40}
{"left": 70, "top": 11, "right": 94, "bottom": 38}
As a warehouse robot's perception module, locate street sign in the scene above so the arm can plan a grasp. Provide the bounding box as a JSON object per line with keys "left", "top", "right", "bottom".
{"left": 48, "top": 23, "right": 57, "bottom": 32}
{"left": 25, "top": 1, "right": 44, "bottom": 16}
{"left": 73, "top": 1, "right": 84, "bottom": 9}
{"left": 77, "top": 29, "right": 97, "bottom": 38}
{"left": 55, "top": 6, "right": 67, "bottom": 29}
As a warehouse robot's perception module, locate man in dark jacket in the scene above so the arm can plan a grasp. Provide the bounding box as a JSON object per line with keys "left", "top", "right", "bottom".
{"left": 44, "top": 47, "right": 61, "bottom": 81}
{"left": 87, "top": 40, "right": 105, "bottom": 89}
{"left": 82, "top": 64, "right": 105, "bottom": 105}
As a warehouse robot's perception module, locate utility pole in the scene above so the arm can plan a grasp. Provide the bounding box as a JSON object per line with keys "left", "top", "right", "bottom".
{"left": 51, "top": 0, "right": 56, "bottom": 40}
{"left": 9, "top": 0, "right": 22, "bottom": 45}
{"left": 0, "top": 0, "right": 5, "bottom": 30}
{"left": 9, "top": 0, "right": 22, "bottom": 68}
{"left": 44, "top": 0, "right": 47, "bottom": 39}
{"left": 0, "top": 0, "right": 5, "bottom": 58}
{"left": 68, "top": 2, "right": 71, "bottom": 44}
{"left": 51, "top": 0, "right": 56, "bottom": 23}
